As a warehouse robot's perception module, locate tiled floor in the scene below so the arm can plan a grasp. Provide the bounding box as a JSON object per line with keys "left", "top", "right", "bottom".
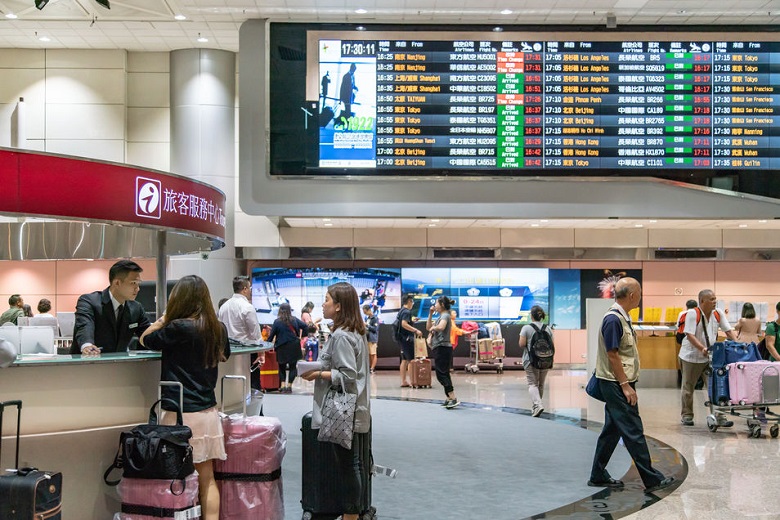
{"left": 340, "top": 368, "right": 780, "bottom": 519}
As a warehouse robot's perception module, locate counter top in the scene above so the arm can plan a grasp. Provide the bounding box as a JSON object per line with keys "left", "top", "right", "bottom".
{"left": 8, "top": 343, "right": 273, "bottom": 367}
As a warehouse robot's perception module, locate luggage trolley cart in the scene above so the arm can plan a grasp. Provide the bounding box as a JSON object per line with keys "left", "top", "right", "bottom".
{"left": 464, "top": 331, "right": 504, "bottom": 374}
{"left": 705, "top": 343, "right": 780, "bottom": 438}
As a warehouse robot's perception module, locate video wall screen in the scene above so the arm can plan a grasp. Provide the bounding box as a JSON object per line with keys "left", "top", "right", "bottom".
{"left": 269, "top": 23, "right": 780, "bottom": 184}
{"left": 400, "top": 267, "right": 549, "bottom": 323}
{"left": 249, "top": 266, "right": 641, "bottom": 328}
{"left": 250, "top": 268, "right": 401, "bottom": 325}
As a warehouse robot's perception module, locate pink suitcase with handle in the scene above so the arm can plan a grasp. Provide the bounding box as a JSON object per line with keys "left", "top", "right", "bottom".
{"left": 727, "top": 361, "right": 780, "bottom": 405}
{"left": 215, "top": 376, "right": 286, "bottom": 520}
{"left": 116, "top": 473, "right": 200, "bottom": 520}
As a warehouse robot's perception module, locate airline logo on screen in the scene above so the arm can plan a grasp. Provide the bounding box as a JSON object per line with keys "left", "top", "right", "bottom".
{"left": 135, "top": 176, "right": 162, "bottom": 219}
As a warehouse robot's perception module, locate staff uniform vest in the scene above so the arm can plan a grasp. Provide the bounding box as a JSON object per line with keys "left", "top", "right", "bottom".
{"left": 595, "top": 307, "right": 640, "bottom": 383}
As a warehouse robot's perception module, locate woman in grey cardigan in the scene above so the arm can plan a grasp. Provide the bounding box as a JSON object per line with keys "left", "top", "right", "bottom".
{"left": 301, "top": 282, "right": 370, "bottom": 520}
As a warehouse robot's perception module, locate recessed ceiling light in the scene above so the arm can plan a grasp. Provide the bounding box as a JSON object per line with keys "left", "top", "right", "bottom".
{"left": 492, "top": 26, "right": 503, "bottom": 32}
{"left": 739, "top": 224, "right": 748, "bottom": 228}
{"left": 531, "top": 223, "right": 540, "bottom": 227}
{"left": 634, "top": 224, "right": 643, "bottom": 228}
{"left": 38, "top": 35, "right": 50, "bottom": 42}
{"left": 5, "top": 12, "right": 18, "bottom": 19}
{"left": 196, "top": 33, "right": 208, "bottom": 43}
{"left": 431, "top": 219, "right": 440, "bottom": 223}
{"left": 355, "top": 8, "right": 367, "bottom": 14}
{"left": 677, "top": 9, "right": 687, "bottom": 14}
{"left": 322, "top": 218, "right": 331, "bottom": 222}
{"left": 500, "top": 9, "right": 512, "bottom": 15}
{"left": 356, "top": 25, "right": 366, "bottom": 31}
{"left": 649, "top": 219, "right": 657, "bottom": 223}
{"left": 428, "top": 224, "right": 437, "bottom": 227}
{"left": 540, "top": 219, "right": 548, "bottom": 223}
{"left": 324, "top": 223, "right": 333, "bottom": 227}
{"left": 759, "top": 219, "right": 768, "bottom": 223}
{"left": 174, "top": 14, "right": 186, "bottom": 20}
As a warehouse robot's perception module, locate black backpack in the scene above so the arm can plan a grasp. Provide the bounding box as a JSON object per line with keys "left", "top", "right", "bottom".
{"left": 393, "top": 311, "right": 409, "bottom": 342}
{"left": 528, "top": 324, "right": 555, "bottom": 370}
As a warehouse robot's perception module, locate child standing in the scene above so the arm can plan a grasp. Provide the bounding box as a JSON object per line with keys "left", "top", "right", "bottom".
{"left": 303, "top": 325, "right": 320, "bottom": 361}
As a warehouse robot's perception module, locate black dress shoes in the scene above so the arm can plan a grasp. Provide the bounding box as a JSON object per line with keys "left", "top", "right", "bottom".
{"left": 587, "top": 477, "right": 624, "bottom": 488}
{"left": 645, "top": 476, "right": 676, "bottom": 494}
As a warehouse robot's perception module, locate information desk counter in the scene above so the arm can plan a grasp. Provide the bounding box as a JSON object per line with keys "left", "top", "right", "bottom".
{"left": 635, "top": 326, "right": 680, "bottom": 388}
{"left": 0, "top": 346, "right": 266, "bottom": 519}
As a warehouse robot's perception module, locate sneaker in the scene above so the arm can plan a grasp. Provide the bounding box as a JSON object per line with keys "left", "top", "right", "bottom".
{"left": 681, "top": 417, "right": 694, "bottom": 426}
{"left": 644, "top": 476, "right": 676, "bottom": 494}
{"left": 531, "top": 405, "right": 544, "bottom": 417}
{"left": 445, "top": 399, "right": 460, "bottom": 409}
{"left": 717, "top": 417, "right": 734, "bottom": 427}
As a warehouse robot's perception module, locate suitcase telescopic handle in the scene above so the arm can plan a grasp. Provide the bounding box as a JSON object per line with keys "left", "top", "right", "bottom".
{"left": 0, "top": 400, "right": 22, "bottom": 470}
{"left": 157, "top": 381, "right": 184, "bottom": 417}
{"left": 220, "top": 375, "right": 247, "bottom": 417}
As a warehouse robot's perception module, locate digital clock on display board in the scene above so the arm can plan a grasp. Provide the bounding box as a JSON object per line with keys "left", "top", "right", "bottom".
{"left": 341, "top": 40, "right": 377, "bottom": 57}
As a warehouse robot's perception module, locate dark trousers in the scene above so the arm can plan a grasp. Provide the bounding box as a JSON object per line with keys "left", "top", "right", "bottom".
{"left": 433, "top": 346, "right": 454, "bottom": 396}
{"left": 331, "top": 431, "right": 369, "bottom": 514}
{"left": 278, "top": 362, "right": 297, "bottom": 384}
{"left": 590, "top": 379, "right": 664, "bottom": 488}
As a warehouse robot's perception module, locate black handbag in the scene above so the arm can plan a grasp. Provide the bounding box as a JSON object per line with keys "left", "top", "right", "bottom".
{"left": 104, "top": 398, "right": 195, "bottom": 489}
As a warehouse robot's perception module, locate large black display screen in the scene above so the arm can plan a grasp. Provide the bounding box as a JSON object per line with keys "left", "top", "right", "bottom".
{"left": 270, "top": 25, "right": 780, "bottom": 181}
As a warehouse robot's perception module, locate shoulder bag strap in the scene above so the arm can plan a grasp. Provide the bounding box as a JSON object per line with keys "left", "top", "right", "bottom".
{"left": 700, "top": 310, "right": 711, "bottom": 350}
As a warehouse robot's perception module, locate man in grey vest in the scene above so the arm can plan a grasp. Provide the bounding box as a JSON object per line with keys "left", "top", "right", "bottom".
{"left": 588, "top": 277, "right": 676, "bottom": 494}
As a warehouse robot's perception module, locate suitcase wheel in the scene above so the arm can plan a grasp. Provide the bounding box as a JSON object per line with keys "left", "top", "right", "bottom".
{"left": 770, "top": 425, "right": 779, "bottom": 438}
{"left": 706, "top": 414, "right": 718, "bottom": 432}
{"left": 749, "top": 424, "right": 762, "bottom": 438}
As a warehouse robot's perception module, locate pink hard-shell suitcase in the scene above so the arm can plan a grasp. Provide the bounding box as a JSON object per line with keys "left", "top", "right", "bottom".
{"left": 116, "top": 473, "right": 200, "bottom": 520}
{"left": 727, "top": 361, "right": 780, "bottom": 405}
{"left": 215, "top": 376, "right": 286, "bottom": 520}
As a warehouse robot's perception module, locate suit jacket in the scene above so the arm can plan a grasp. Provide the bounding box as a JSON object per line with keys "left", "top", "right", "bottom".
{"left": 70, "top": 288, "right": 151, "bottom": 354}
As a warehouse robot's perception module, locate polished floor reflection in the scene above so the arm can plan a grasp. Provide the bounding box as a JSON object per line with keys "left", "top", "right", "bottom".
{"left": 328, "top": 368, "right": 780, "bottom": 519}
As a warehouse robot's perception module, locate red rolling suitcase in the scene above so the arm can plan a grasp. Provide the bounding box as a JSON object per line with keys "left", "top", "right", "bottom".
{"left": 409, "top": 358, "right": 432, "bottom": 388}
{"left": 259, "top": 350, "right": 281, "bottom": 391}
{"left": 0, "top": 400, "right": 63, "bottom": 520}
{"left": 215, "top": 376, "right": 286, "bottom": 520}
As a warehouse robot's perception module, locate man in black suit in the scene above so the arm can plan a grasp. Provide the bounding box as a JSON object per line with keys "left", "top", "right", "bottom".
{"left": 70, "top": 259, "right": 151, "bottom": 354}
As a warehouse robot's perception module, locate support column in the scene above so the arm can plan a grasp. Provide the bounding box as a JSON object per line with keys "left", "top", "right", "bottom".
{"left": 169, "top": 48, "right": 240, "bottom": 305}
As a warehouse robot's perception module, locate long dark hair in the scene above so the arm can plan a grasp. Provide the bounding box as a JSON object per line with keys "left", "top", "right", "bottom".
{"left": 328, "top": 282, "right": 366, "bottom": 335}
{"left": 164, "top": 275, "right": 226, "bottom": 368}
{"left": 277, "top": 303, "right": 293, "bottom": 324}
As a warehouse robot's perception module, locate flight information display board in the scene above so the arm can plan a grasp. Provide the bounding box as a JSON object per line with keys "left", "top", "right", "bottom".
{"left": 313, "top": 37, "right": 778, "bottom": 171}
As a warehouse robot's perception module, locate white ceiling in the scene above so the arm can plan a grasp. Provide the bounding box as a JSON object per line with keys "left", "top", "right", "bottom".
{"left": 284, "top": 217, "right": 780, "bottom": 229}
{"left": 1, "top": 0, "right": 780, "bottom": 52}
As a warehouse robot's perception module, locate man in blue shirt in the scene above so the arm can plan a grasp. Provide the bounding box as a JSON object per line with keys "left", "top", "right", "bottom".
{"left": 589, "top": 277, "right": 676, "bottom": 494}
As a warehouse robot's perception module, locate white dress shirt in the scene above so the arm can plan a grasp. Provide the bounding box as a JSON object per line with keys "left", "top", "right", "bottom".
{"left": 218, "top": 293, "right": 261, "bottom": 342}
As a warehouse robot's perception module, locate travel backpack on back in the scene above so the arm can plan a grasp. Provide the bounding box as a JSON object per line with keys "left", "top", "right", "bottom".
{"left": 677, "top": 308, "right": 721, "bottom": 344}
{"left": 392, "top": 316, "right": 403, "bottom": 342}
{"left": 528, "top": 324, "right": 555, "bottom": 370}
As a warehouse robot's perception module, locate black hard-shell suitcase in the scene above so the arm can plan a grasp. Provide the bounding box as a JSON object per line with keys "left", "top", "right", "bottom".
{"left": 0, "top": 400, "right": 63, "bottom": 519}
{"left": 301, "top": 411, "right": 375, "bottom": 520}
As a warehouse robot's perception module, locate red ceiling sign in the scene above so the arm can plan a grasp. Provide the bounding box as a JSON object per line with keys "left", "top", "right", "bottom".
{"left": 0, "top": 149, "right": 226, "bottom": 242}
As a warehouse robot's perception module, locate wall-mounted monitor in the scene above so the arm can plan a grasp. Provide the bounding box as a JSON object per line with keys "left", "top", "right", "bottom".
{"left": 250, "top": 268, "right": 402, "bottom": 324}
{"left": 266, "top": 23, "right": 780, "bottom": 192}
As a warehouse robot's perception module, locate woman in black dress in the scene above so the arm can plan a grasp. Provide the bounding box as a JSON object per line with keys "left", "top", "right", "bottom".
{"left": 268, "top": 302, "right": 308, "bottom": 392}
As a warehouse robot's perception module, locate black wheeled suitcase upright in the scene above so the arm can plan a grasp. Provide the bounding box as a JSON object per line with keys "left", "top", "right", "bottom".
{"left": 0, "top": 400, "right": 63, "bottom": 519}
{"left": 301, "top": 411, "right": 375, "bottom": 520}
